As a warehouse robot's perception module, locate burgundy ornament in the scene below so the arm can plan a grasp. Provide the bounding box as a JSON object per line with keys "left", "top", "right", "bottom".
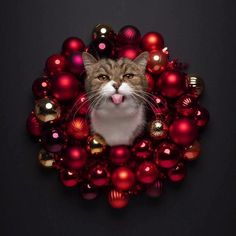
{"left": 168, "top": 162, "right": 186, "bottom": 182}
{"left": 60, "top": 169, "right": 80, "bottom": 187}
{"left": 73, "top": 93, "right": 89, "bottom": 116}
{"left": 146, "top": 179, "right": 163, "bottom": 198}
{"left": 80, "top": 182, "right": 99, "bottom": 200}
{"left": 62, "top": 37, "right": 85, "bottom": 57}
{"left": 109, "top": 145, "right": 131, "bottom": 165}
{"left": 194, "top": 106, "right": 209, "bottom": 128}
{"left": 147, "top": 50, "right": 168, "bottom": 74}
{"left": 26, "top": 112, "right": 42, "bottom": 137}
{"left": 89, "top": 165, "right": 110, "bottom": 187}
{"left": 117, "top": 45, "right": 141, "bottom": 60}
{"left": 141, "top": 32, "right": 164, "bottom": 51}
{"left": 132, "top": 139, "right": 153, "bottom": 160}
{"left": 152, "top": 95, "right": 169, "bottom": 115}
{"left": 92, "top": 24, "right": 116, "bottom": 41}
{"left": 68, "top": 52, "right": 85, "bottom": 75}
{"left": 32, "top": 76, "right": 51, "bottom": 98}
{"left": 117, "top": 25, "right": 141, "bottom": 45}
{"left": 175, "top": 94, "right": 198, "bottom": 116}
{"left": 45, "top": 54, "right": 66, "bottom": 75}
{"left": 145, "top": 72, "right": 155, "bottom": 93}
{"left": 136, "top": 161, "right": 158, "bottom": 184}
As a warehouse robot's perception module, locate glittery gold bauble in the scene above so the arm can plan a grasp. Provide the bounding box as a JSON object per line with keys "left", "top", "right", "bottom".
{"left": 34, "top": 97, "right": 61, "bottom": 122}
{"left": 149, "top": 120, "right": 168, "bottom": 140}
{"left": 183, "top": 140, "right": 201, "bottom": 161}
{"left": 87, "top": 134, "right": 107, "bottom": 155}
{"left": 38, "top": 148, "right": 56, "bottom": 168}
{"left": 186, "top": 75, "right": 205, "bottom": 98}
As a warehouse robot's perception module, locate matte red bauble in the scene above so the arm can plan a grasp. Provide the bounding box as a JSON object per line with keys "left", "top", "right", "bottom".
{"left": 136, "top": 161, "right": 158, "bottom": 184}
{"left": 67, "top": 117, "right": 89, "bottom": 140}
{"left": 51, "top": 73, "right": 79, "bottom": 101}
{"left": 112, "top": 167, "right": 135, "bottom": 191}
{"left": 45, "top": 54, "right": 66, "bottom": 75}
{"left": 168, "top": 162, "right": 186, "bottom": 182}
{"left": 32, "top": 76, "right": 51, "bottom": 98}
{"left": 154, "top": 141, "right": 180, "bottom": 169}
{"left": 89, "top": 165, "right": 110, "bottom": 187}
{"left": 117, "top": 45, "right": 141, "bottom": 60}
{"left": 169, "top": 118, "right": 198, "bottom": 146}
{"left": 109, "top": 146, "right": 130, "bottom": 165}
{"left": 68, "top": 52, "right": 85, "bottom": 75}
{"left": 152, "top": 95, "right": 168, "bottom": 115}
{"left": 73, "top": 93, "right": 89, "bottom": 116}
{"left": 183, "top": 140, "right": 201, "bottom": 161}
{"left": 141, "top": 32, "right": 164, "bottom": 51}
{"left": 64, "top": 146, "right": 87, "bottom": 170}
{"left": 132, "top": 139, "right": 153, "bottom": 159}
{"left": 194, "top": 106, "right": 209, "bottom": 128}
{"left": 26, "top": 112, "right": 42, "bottom": 137}
{"left": 147, "top": 50, "right": 168, "bottom": 74}
{"left": 92, "top": 24, "right": 116, "bottom": 41}
{"left": 175, "top": 94, "right": 198, "bottom": 116}
{"left": 157, "top": 71, "right": 186, "bottom": 98}
{"left": 108, "top": 189, "right": 129, "bottom": 209}
{"left": 117, "top": 25, "right": 141, "bottom": 45}
{"left": 80, "top": 183, "right": 99, "bottom": 200}
{"left": 62, "top": 37, "right": 85, "bottom": 57}
{"left": 60, "top": 169, "right": 79, "bottom": 187}
{"left": 146, "top": 179, "right": 163, "bottom": 198}
{"left": 41, "top": 128, "right": 67, "bottom": 153}
{"left": 145, "top": 72, "right": 155, "bottom": 93}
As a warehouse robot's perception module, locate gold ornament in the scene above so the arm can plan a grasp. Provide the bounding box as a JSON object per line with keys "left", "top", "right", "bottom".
{"left": 87, "top": 133, "right": 107, "bottom": 155}
{"left": 183, "top": 140, "right": 201, "bottom": 161}
{"left": 38, "top": 148, "right": 56, "bottom": 168}
{"left": 186, "top": 75, "right": 205, "bottom": 98}
{"left": 34, "top": 97, "right": 61, "bottom": 122}
{"left": 92, "top": 24, "right": 115, "bottom": 40}
{"left": 149, "top": 120, "right": 168, "bottom": 140}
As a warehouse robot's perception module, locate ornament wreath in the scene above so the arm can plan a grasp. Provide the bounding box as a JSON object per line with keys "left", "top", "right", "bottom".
{"left": 27, "top": 24, "right": 209, "bottom": 209}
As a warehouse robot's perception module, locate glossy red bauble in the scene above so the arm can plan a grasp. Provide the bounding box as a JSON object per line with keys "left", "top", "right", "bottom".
{"left": 117, "top": 45, "right": 141, "bottom": 60}
{"left": 157, "top": 71, "right": 186, "bottom": 98}
{"left": 45, "top": 54, "right": 66, "bottom": 75}
{"left": 112, "top": 167, "right": 135, "bottom": 191}
{"left": 67, "top": 117, "right": 89, "bottom": 140}
{"left": 109, "top": 146, "right": 130, "bottom": 165}
{"left": 136, "top": 161, "right": 158, "bottom": 184}
{"left": 117, "top": 25, "right": 141, "bottom": 45}
{"left": 62, "top": 37, "right": 85, "bottom": 57}
{"left": 194, "top": 106, "right": 209, "bottom": 128}
{"left": 132, "top": 139, "right": 153, "bottom": 159}
{"left": 147, "top": 50, "right": 168, "bottom": 74}
{"left": 141, "top": 32, "right": 164, "bottom": 51}
{"left": 168, "top": 162, "right": 186, "bottom": 182}
{"left": 169, "top": 118, "right": 198, "bottom": 146}
{"left": 89, "top": 165, "right": 110, "bottom": 187}
{"left": 68, "top": 52, "right": 85, "bottom": 75}
{"left": 26, "top": 112, "right": 42, "bottom": 137}
{"left": 108, "top": 189, "right": 129, "bottom": 209}
{"left": 175, "top": 94, "right": 198, "bottom": 116}
{"left": 60, "top": 169, "right": 80, "bottom": 187}
{"left": 32, "top": 76, "right": 51, "bottom": 98}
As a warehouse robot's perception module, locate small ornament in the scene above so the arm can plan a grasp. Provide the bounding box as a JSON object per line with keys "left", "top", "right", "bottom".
{"left": 42, "top": 128, "right": 67, "bottom": 153}
{"left": 149, "top": 119, "right": 168, "bottom": 140}
{"left": 109, "top": 145, "right": 130, "bottom": 165}
{"left": 45, "top": 54, "right": 66, "bottom": 75}
{"left": 67, "top": 117, "right": 89, "bottom": 140}
{"left": 117, "top": 45, "right": 141, "bottom": 60}
{"left": 64, "top": 146, "right": 87, "bottom": 170}
{"left": 194, "top": 106, "right": 209, "bottom": 128}
{"left": 62, "top": 37, "right": 85, "bottom": 57}
{"left": 80, "top": 182, "right": 99, "bottom": 200}
{"left": 26, "top": 112, "right": 42, "bottom": 137}
{"left": 169, "top": 118, "right": 198, "bottom": 146}
{"left": 155, "top": 141, "right": 180, "bottom": 169}
{"left": 183, "top": 140, "right": 201, "bottom": 161}
{"left": 141, "top": 32, "right": 164, "bottom": 51}
{"left": 51, "top": 73, "right": 80, "bottom": 101}
{"left": 34, "top": 97, "right": 61, "bottom": 123}
{"left": 168, "top": 162, "right": 186, "bottom": 182}
{"left": 38, "top": 148, "right": 56, "bottom": 168}
{"left": 73, "top": 93, "right": 89, "bottom": 116}
{"left": 145, "top": 72, "right": 155, "bottom": 93}
{"left": 175, "top": 94, "right": 198, "bottom": 116}
{"left": 32, "top": 76, "right": 51, "bottom": 98}
{"left": 132, "top": 139, "right": 153, "bottom": 159}
{"left": 92, "top": 24, "right": 115, "bottom": 41}
{"left": 108, "top": 189, "right": 129, "bottom": 209}
{"left": 89, "top": 164, "right": 110, "bottom": 187}
{"left": 111, "top": 167, "right": 135, "bottom": 191}
{"left": 87, "top": 134, "right": 107, "bottom": 156}
{"left": 68, "top": 52, "right": 85, "bottom": 75}
{"left": 136, "top": 161, "right": 158, "bottom": 184}
{"left": 117, "top": 25, "right": 141, "bottom": 45}
{"left": 158, "top": 71, "right": 186, "bottom": 98}
{"left": 147, "top": 50, "right": 168, "bottom": 74}
{"left": 186, "top": 75, "right": 205, "bottom": 98}
{"left": 60, "top": 169, "right": 80, "bottom": 187}
{"left": 152, "top": 95, "right": 169, "bottom": 115}
{"left": 146, "top": 179, "right": 163, "bottom": 198}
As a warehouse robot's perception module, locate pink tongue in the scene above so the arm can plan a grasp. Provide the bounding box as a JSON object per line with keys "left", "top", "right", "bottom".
{"left": 111, "top": 94, "right": 124, "bottom": 105}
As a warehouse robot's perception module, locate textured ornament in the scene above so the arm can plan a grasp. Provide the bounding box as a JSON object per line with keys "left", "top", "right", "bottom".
{"left": 87, "top": 134, "right": 107, "bottom": 156}
{"left": 149, "top": 119, "right": 168, "bottom": 140}
{"left": 175, "top": 94, "right": 198, "bottom": 116}
{"left": 67, "top": 117, "right": 89, "bottom": 140}
{"left": 117, "top": 25, "right": 141, "bottom": 45}
{"left": 108, "top": 189, "right": 129, "bottom": 209}
{"left": 38, "top": 148, "right": 56, "bottom": 168}
{"left": 186, "top": 75, "right": 205, "bottom": 98}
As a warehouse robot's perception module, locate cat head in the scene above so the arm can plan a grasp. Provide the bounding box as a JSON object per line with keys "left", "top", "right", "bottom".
{"left": 82, "top": 51, "right": 149, "bottom": 109}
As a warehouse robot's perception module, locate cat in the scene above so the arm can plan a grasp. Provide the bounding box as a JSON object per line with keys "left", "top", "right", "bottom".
{"left": 82, "top": 51, "right": 149, "bottom": 146}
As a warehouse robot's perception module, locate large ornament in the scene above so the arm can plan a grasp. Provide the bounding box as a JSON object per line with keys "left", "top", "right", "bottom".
{"left": 141, "top": 32, "right": 164, "bottom": 51}
{"left": 62, "top": 37, "right": 85, "bottom": 57}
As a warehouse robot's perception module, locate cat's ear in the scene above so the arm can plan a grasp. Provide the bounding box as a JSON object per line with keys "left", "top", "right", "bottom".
{"left": 133, "top": 51, "right": 149, "bottom": 72}
{"left": 82, "top": 52, "right": 97, "bottom": 73}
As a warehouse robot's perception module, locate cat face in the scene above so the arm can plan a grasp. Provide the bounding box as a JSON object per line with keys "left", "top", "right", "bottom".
{"left": 82, "top": 52, "right": 149, "bottom": 110}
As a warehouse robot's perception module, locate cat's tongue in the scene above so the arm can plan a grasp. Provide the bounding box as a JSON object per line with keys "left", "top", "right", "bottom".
{"left": 111, "top": 94, "right": 124, "bottom": 105}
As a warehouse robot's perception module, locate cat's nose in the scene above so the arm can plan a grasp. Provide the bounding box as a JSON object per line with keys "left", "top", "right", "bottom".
{"left": 112, "top": 82, "right": 121, "bottom": 91}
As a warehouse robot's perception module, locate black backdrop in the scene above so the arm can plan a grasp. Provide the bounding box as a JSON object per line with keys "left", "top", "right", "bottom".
{"left": 1, "top": 0, "right": 236, "bottom": 235}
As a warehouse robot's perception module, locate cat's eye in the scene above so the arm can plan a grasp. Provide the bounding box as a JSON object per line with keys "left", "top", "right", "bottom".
{"left": 97, "top": 74, "right": 110, "bottom": 81}
{"left": 123, "top": 73, "right": 134, "bottom": 79}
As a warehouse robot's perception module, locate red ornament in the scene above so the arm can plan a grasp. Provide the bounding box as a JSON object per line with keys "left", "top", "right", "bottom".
{"left": 68, "top": 52, "right": 85, "bottom": 75}
{"left": 183, "top": 141, "right": 201, "bottom": 161}
{"left": 157, "top": 71, "right": 186, "bottom": 98}
{"left": 73, "top": 93, "right": 89, "bottom": 116}
{"left": 42, "top": 128, "right": 67, "bottom": 153}
{"left": 109, "top": 146, "right": 130, "bottom": 165}
{"left": 136, "top": 161, "right": 158, "bottom": 184}
{"left": 45, "top": 54, "right": 66, "bottom": 75}
{"left": 146, "top": 179, "right": 163, "bottom": 198}
{"left": 64, "top": 146, "right": 87, "bottom": 170}
{"left": 26, "top": 112, "right": 42, "bottom": 137}
{"left": 155, "top": 141, "right": 180, "bottom": 169}
{"left": 117, "top": 45, "right": 141, "bottom": 60}
{"left": 117, "top": 25, "right": 141, "bottom": 45}
{"left": 112, "top": 167, "right": 135, "bottom": 191}
{"left": 132, "top": 139, "right": 153, "bottom": 160}
{"left": 67, "top": 117, "right": 89, "bottom": 140}
{"left": 175, "top": 94, "right": 198, "bottom": 116}
{"left": 168, "top": 162, "right": 186, "bottom": 182}
{"left": 145, "top": 72, "right": 155, "bottom": 93}
{"left": 60, "top": 169, "right": 79, "bottom": 187}
{"left": 62, "top": 37, "right": 85, "bottom": 57}
{"left": 51, "top": 73, "right": 80, "bottom": 101}
{"left": 194, "top": 106, "right": 209, "bottom": 128}
{"left": 141, "top": 32, "right": 164, "bottom": 51}
{"left": 89, "top": 165, "right": 110, "bottom": 187}
{"left": 80, "top": 182, "right": 99, "bottom": 200}
{"left": 152, "top": 95, "right": 169, "bottom": 115}
{"left": 32, "top": 76, "right": 51, "bottom": 98}
{"left": 169, "top": 118, "right": 198, "bottom": 146}
{"left": 108, "top": 189, "right": 129, "bottom": 209}
{"left": 147, "top": 50, "right": 168, "bottom": 74}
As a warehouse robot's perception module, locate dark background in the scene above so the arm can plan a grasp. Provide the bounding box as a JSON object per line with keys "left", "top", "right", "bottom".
{"left": 1, "top": 0, "right": 236, "bottom": 235}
